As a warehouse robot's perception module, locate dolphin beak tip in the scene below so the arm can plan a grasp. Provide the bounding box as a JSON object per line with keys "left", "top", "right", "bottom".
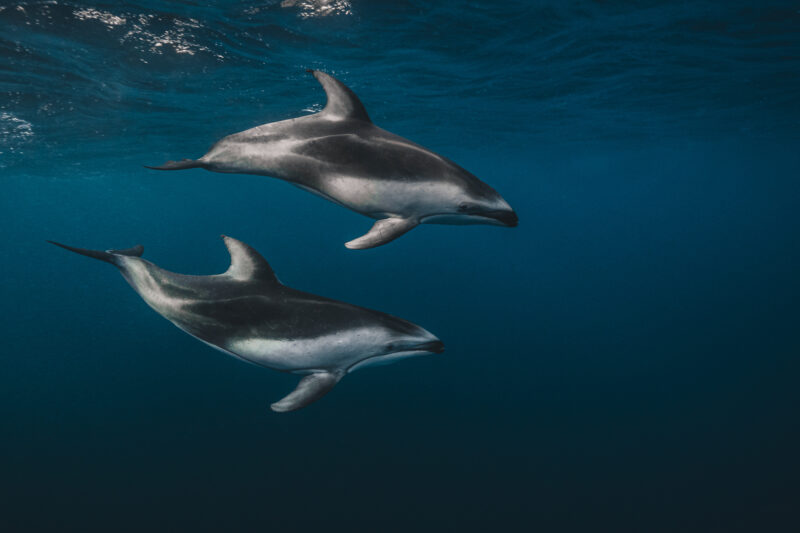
{"left": 413, "top": 338, "right": 445, "bottom": 354}
{"left": 428, "top": 340, "right": 445, "bottom": 354}
{"left": 504, "top": 210, "right": 519, "bottom": 227}
{"left": 488, "top": 209, "right": 518, "bottom": 227}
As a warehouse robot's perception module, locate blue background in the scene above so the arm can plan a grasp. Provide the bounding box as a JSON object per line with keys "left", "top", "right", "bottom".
{"left": 1, "top": 1, "right": 799, "bottom": 531}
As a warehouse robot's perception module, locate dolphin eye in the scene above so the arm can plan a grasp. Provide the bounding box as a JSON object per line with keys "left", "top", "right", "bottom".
{"left": 385, "top": 343, "right": 396, "bottom": 352}
{"left": 458, "top": 202, "right": 470, "bottom": 212}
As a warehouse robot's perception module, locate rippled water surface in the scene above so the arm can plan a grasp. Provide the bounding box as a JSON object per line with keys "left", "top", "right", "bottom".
{"left": 2, "top": 1, "right": 799, "bottom": 532}
{"left": 2, "top": 0, "right": 798, "bottom": 168}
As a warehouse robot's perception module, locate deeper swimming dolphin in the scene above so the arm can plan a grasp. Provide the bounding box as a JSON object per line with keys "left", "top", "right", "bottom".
{"left": 147, "top": 70, "right": 518, "bottom": 249}
{"left": 48, "top": 236, "right": 444, "bottom": 412}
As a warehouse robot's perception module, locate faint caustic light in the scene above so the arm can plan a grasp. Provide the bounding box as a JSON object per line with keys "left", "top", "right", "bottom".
{"left": 280, "top": 0, "right": 353, "bottom": 18}
{"left": 72, "top": 8, "right": 224, "bottom": 59}
{"left": 0, "top": 112, "right": 34, "bottom": 163}
{"left": 73, "top": 8, "right": 127, "bottom": 28}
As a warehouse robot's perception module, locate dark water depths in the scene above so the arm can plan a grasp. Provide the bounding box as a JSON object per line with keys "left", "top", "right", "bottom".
{"left": 2, "top": 1, "right": 799, "bottom": 531}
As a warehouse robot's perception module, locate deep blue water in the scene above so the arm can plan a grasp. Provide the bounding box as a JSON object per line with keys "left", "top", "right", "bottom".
{"left": 2, "top": 1, "right": 800, "bottom": 531}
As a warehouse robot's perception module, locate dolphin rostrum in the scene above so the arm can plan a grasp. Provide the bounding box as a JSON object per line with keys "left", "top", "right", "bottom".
{"left": 147, "top": 70, "right": 518, "bottom": 249}
{"left": 49, "top": 236, "right": 444, "bottom": 412}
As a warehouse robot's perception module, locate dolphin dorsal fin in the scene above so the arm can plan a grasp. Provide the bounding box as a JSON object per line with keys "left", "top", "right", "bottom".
{"left": 221, "top": 235, "right": 279, "bottom": 283}
{"left": 308, "top": 70, "right": 371, "bottom": 122}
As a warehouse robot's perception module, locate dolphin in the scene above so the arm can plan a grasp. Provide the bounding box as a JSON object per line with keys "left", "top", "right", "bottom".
{"left": 147, "top": 70, "right": 518, "bottom": 249}
{"left": 48, "top": 236, "right": 444, "bottom": 412}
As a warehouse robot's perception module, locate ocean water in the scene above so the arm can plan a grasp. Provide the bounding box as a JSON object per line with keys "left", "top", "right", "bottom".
{"left": 2, "top": 1, "right": 799, "bottom": 531}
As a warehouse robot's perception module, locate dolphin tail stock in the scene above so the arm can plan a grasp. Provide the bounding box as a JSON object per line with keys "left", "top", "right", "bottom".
{"left": 47, "top": 240, "right": 144, "bottom": 264}
{"left": 144, "top": 159, "right": 203, "bottom": 171}
{"left": 271, "top": 371, "right": 343, "bottom": 413}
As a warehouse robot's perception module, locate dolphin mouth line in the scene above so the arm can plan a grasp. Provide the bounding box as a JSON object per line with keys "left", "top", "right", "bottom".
{"left": 481, "top": 209, "right": 519, "bottom": 227}
{"left": 414, "top": 340, "right": 445, "bottom": 354}
{"left": 361, "top": 340, "right": 445, "bottom": 364}
{"left": 421, "top": 210, "right": 518, "bottom": 227}
{"left": 345, "top": 341, "right": 445, "bottom": 374}
{"left": 372, "top": 341, "right": 445, "bottom": 360}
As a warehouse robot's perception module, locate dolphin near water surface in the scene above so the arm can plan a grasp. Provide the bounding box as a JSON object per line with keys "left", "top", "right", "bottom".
{"left": 148, "top": 70, "right": 518, "bottom": 249}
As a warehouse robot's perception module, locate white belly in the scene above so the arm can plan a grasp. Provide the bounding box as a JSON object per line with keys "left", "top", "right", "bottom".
{"left": 225, "top": 326, "right": 387, "bottom": 373}
{"left": 317, "top": 174, "right": 463, "bottom": 218}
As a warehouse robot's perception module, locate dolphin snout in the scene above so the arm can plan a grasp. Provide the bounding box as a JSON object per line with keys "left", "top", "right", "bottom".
{"left": 413, "top": 326, "right": 444, "bottom": 354}
{"left": 484, "top": 209, "right": 519, "bottom": 227}
{"left": 416, "top": 339, "right": 445, "bottom": 354}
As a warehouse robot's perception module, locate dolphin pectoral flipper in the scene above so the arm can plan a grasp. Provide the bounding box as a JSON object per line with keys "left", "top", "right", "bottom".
{"left": 345, "top": 218, "right": 418, "bottom": 250}
{"left": 271, "top": 372, "right": 342, "bottom": 413}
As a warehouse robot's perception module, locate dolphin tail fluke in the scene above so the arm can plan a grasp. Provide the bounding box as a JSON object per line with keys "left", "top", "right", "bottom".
{"left": 271, "top": 372, "right": 342, "bottom": 413}
{"left": 345, "top": 217, "right": 418, "bottom": 250}
{"left": 108, "top": 244, "right": 144, "bottom": 257}
{"left": 144, "top": 159, "right": 202, "bottom": 171}
{"left": 47, "top": 241, "right": 143, "bottom": 263}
